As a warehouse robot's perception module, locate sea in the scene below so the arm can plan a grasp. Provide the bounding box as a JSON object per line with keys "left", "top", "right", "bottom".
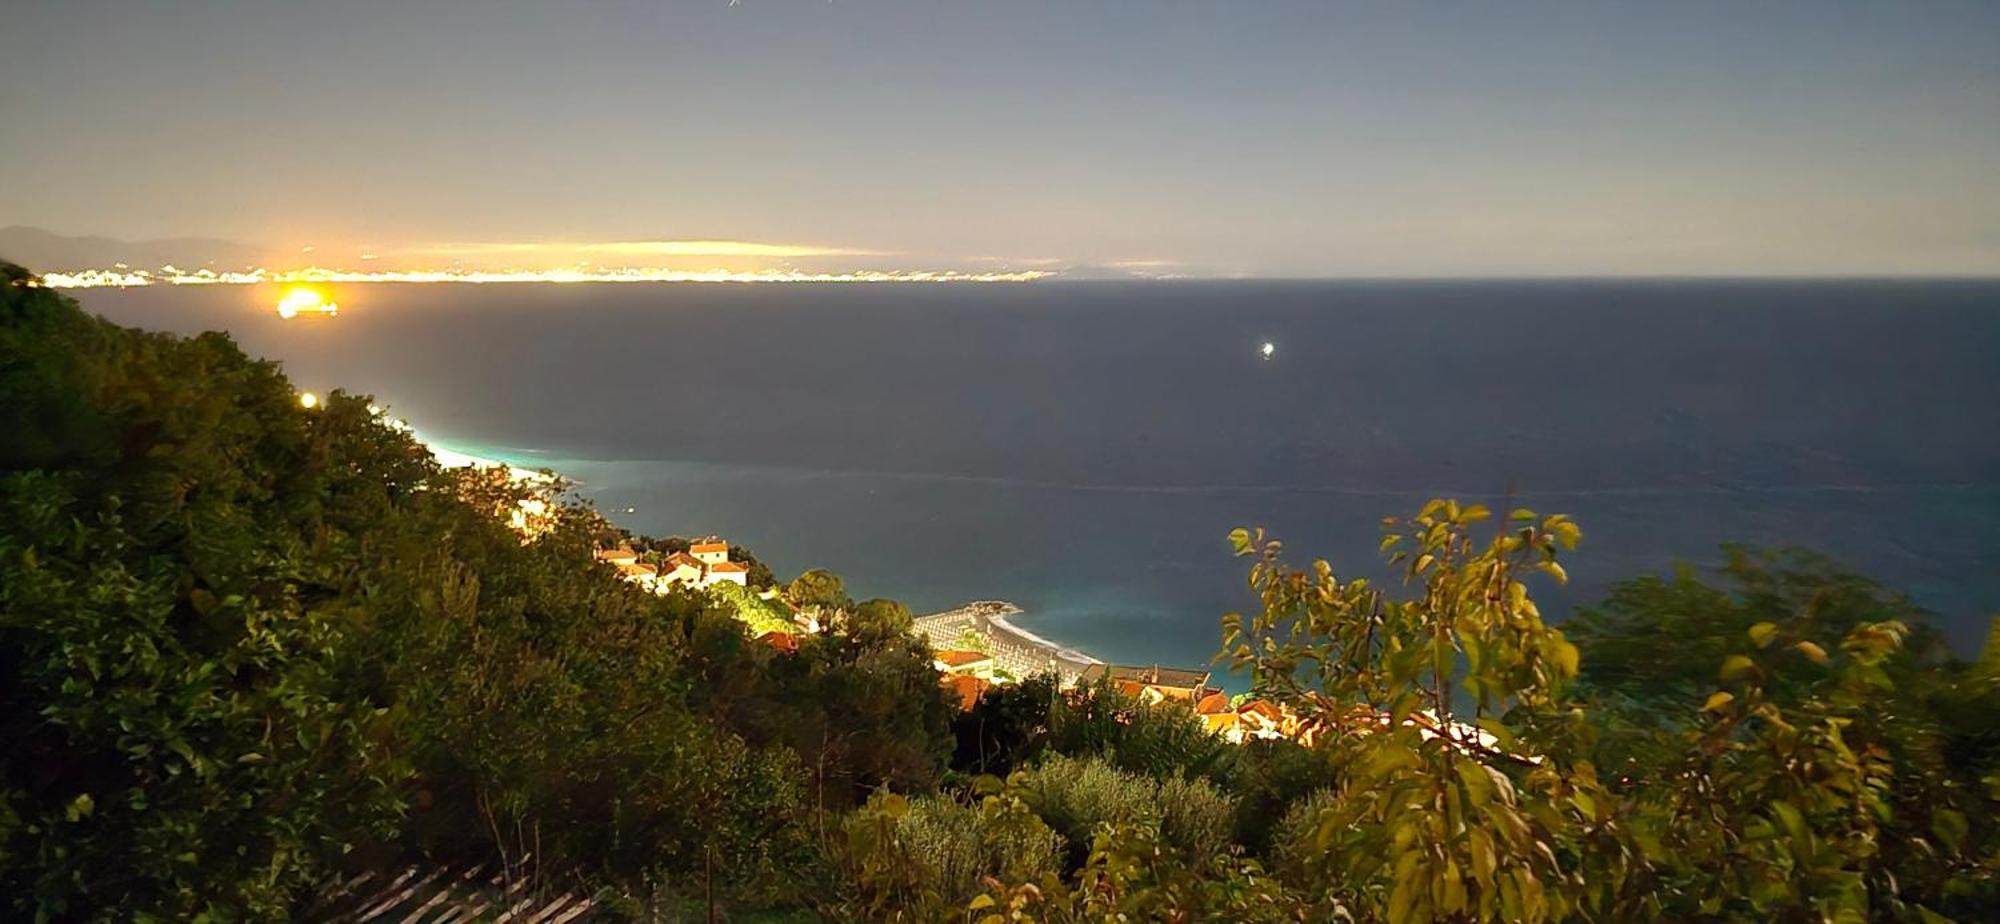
{"left": 72, "top": 279, "right": 2000, "bottom": 678}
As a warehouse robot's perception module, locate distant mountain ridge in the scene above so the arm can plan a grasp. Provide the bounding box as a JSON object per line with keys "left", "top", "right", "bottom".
{"left": 0, "top": 226, "right": 269, "bottom": 272}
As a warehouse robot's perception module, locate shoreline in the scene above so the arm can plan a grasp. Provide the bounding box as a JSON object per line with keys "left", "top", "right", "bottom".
{"left": 913, "top": 600, "right": 1102, "bottom": 685}
{"left": 414, "top": 436, "right": 1117, "bottom": 675}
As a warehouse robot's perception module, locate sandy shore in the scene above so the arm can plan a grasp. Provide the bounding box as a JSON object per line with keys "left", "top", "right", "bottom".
{"left": 913, "top": 600, "right": 1101, "bottom": 684}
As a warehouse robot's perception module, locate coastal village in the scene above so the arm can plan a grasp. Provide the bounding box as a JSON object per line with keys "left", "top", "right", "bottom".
{"left": 593, "top": 538, "right": 749, "bottom": 592}
{"left": 595, "top": 537, "right": 1320, "bottom": 746}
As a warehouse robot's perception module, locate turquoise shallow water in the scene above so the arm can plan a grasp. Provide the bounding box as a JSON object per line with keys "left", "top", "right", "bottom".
{"left": 74, "top": 279, "right": 2000, "bottom": 679}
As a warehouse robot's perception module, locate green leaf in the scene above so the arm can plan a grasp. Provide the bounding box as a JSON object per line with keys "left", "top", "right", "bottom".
{"left": 66, "top": 793, "right": 94, "bottom": 821}
{"left": 1933, "top": 808, "right": 1969, "bottom": 851}
{"left": 1551, "top": 639, "right": 1580, "bottom": 677}
{"left": 1454, "top": 758, "right": 1495, "bottom": 806}
{"left": 1978, "top": 615, "right": 2000, "bottom": 680}
{"left": 1769, "top": 799, "right": 1807, "bottom": 841}
{"left": 968, "top": 894, "right": 996, "bottom": 910}
{"left": 1719, "top": 654, "right": 1756, "bottom": 682}
{"left": 1468, "top": 828, "right": 1498, "bottom": 887}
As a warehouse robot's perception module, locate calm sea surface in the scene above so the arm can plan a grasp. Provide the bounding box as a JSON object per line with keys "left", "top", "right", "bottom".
{"left": 74, "top": 280, "right": 2000, "bottom": 675}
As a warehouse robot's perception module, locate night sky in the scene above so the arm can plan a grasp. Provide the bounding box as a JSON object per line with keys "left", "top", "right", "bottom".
{"left": 5, "top": 1, "right": 1997, "bottom": 276}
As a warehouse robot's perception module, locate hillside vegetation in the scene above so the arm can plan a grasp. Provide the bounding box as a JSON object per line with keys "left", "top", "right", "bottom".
{"left": 3, "top": 264, "right": 1997, "bottom": 921}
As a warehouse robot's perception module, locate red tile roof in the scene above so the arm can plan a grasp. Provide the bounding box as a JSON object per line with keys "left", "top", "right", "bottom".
{"left": 663, "top": 552, "right": 704, "bottom": 571}
{"left": 1195, "top": 692, "right": 1234, "bottom": 715}
{"left": 942, "top": 673, "right": 992, "bottom": 711}
{"left": 690, "top": 540, "right": 728, "bottom": 554}
{"left": 759, "top": 631, "right": 800, "bottom": 654}
{"left": 935, "top": 649, "right": 992, "bottom": 668}
{"left": 709, "top": 561, "right": 748, "bottom": 573}
{"left": 1238, "top": 699, "right": 1284, "bottom": 721}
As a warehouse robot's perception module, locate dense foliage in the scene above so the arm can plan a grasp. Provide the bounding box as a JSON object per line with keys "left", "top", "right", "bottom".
{"left": 4, "top": 266, "right": 1997, "bottom": 921}
{"left": 0, "top": 268, "right": 949, "bottom": 919}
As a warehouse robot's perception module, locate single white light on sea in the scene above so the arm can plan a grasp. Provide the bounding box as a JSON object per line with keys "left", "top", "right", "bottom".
{"left": 1260, "top": 341, "right": 1276, "bottom": 360}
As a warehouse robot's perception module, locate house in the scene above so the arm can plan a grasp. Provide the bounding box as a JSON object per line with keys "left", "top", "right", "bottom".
{"left": 1077, "top": 664, "right": 1213, "bottom": 705}
{"left": 690, "top": 538, "right": 730, "bottom": 567}
{"left": 594, "top": 547, "right": 639, "bottom": 567}
{"left": 632, "top": 543, "right": 750, "bottom": 590}
{"left": 1233, "top": 699, "right": 1294, "bottom": 742}
{"left": 706, "top": 559, "right": 750, "bottom": 586}
{"left": 1195, "top": 692, "right": 1239, "bottom": 736}
{"left": 942, "top": 673, "right": 993, "bottom": 712}
{"left": 616, "top": 561, "right": 660, "bottom": 591}
{"left": 933, "top": 649, "right": 996, "bottom": 680}
{"left": 660, "top": 551, "right": 705, "bottom": 587}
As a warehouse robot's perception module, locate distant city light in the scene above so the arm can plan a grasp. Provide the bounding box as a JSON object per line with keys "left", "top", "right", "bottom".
{"left": 40, "top": 266, "right": 1057, "bottom": 289}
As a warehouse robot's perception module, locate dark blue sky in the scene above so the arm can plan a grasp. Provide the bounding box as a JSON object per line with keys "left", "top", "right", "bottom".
{"left": 5, "top": 1, "right": 1997, "bottom": 275}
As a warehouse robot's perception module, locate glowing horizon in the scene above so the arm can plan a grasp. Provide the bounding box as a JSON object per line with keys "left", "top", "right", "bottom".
{"left": 408, "top": 239, "right": 888, "bottom": 259}
{"left": 36, "top": 264, "right": 1056, "bottom": 289}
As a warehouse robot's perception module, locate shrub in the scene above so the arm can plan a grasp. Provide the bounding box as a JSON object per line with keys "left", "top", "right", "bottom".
{"left": 1015, "top": 754, "right": 1160, "bottom": 866}
{"left": 837, "top": 789, "right": 1061, "bottom": 919}
{"left": 1159, "top": 773, "right": 1238, "bottom": 864}
{"left": 1269, "top": 787, "right": 1343, "bottom": 886}
{"left": 1046, "top": 681, "right": 1235, "bottom": 782}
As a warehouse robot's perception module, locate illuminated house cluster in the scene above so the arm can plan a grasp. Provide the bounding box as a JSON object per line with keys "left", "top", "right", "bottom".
{"left": 594, "top": 537, "right": 749, "bottom": 593}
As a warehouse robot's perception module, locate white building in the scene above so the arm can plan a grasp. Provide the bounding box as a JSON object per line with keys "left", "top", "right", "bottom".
{"left": 706, "top": 560, "right": 749, "bottom": 586}
{"left": 690, "top": 539, "right": 729, "bottom": 567}
{"left": 660, "top": 552, "right": 705, "bottom": 588}
{"left": 602, "top": 538, "right": 751, "bottom": 592}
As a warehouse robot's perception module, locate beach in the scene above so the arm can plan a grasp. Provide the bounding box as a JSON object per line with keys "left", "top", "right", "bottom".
{"left": 912, "top": 601, "right": 1102, "bottom": 684}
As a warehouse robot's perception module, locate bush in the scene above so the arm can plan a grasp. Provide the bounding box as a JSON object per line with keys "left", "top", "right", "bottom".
{"left": 1046, "top": 680, "right": 1235, "bottom": 782}
{"left": 899, "top": 794, "right": 1063, "bottom": 901}
{"left": 1268, "top": 787, "right": 1342, "bottom": 886}
{"left": 1159, "top": 773, "right": 1238, "bottom": 864}
{"left": 1015, "top": 754, "right": 1160, "bottom": 865}
{"left": 837, "top": 789, "right": 1061, "bottom": 918}
{"left": 1013, "top": 753, "right": 1242, "bottom": 869}
{"left": 1224, "top": 737, "right": 1341, "bottom": 856}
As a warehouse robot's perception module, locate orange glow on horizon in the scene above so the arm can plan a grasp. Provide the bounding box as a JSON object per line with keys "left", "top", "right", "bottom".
{"left": 275, "top": 284, "right": 338, "bottom": 318}
{"left": 39, "top": 265, "right": 1057, "bottom": 289}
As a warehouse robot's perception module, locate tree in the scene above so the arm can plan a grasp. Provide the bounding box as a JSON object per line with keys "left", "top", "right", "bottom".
{"left": 847, "top": 597, "right": 915, "bottom": 646}
{"left": 1, "top": 270, "right": 408, "bottom": 917}
{"left": 1567, "top": 545, "right": 1949, "bottom": 717}
{"left": 1224, "top": 501, "right": 1601, "bottom": 921}
{"left": 785, "top": 568, "right": 852, "bottom": 615}
{"left": 952, "top": 673, "right": 1060, "bottom": 777}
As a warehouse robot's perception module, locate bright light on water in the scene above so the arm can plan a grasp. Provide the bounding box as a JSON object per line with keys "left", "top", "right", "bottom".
{"left": 1260, "top": 341, "right": 1276, "bottom": 360}
{"left": 276, "top": 286, "right": 337, "bottom": 319}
